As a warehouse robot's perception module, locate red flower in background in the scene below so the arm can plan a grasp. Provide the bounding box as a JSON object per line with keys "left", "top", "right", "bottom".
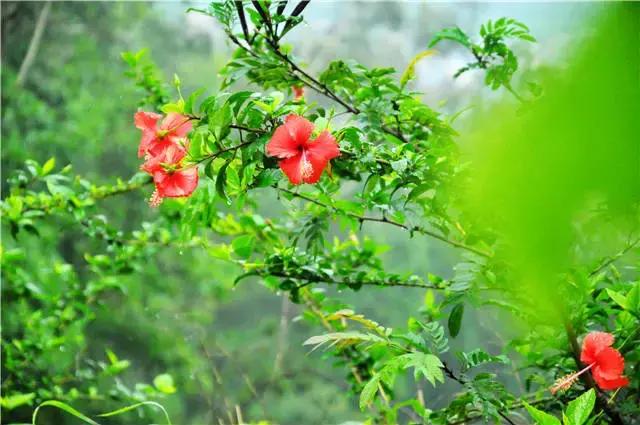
{"left": 266, "top": 114, "right": 339, "bottom": 185}
{"left": 135, "top": 111, "right": 193, "bottom": 158}
{"left": 580, "top": 331, "right": 629, "bottom": 390}
{"left": 135, "top": 111, "right": 198, "bottom": 207}
{"left": 292, "top": 85, "right": 304, "bottom": 100}
{"left": 141, "top": 143, "right": 198, "bottom": 207}
{"left": 551, "top": 331, "right": 628, "bottom": 394}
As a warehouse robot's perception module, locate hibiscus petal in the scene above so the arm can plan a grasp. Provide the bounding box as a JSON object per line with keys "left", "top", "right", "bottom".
{"left": 580, "top": 331, "right": 614, "bottom": 365}
{"left": 154, "top": 167, "right": 199, "bottom": 198}
{"left": 135, "top": 111, "right": 162, "bottom": 131}
{"left": 279, "top": 153, "right": 304, "bottom": 185}
{"left": 267, "top": 125, "right": 299, "bottom": 158}
{"left": 141, "top": 142, "right": 186, "bottom": 174}
{"left": 285, "top": 114, "right": 314, "bottom": 145}
{"left": 593, "top": 373, "right": 629, "bottom": 391}
{"left": 303, "top": 149, "right": 330, "bottom": 184}
{"left": 141, "top": 154, "right": 162, "bottom": 175}
{"left": 149, "top": 139, "right": 185, "bottom": 159}
{"left": 161, "top": 113, "right": 192, "bottom": 137}
{"left": 138, "top": 131, "right": 158, "bottom": 158}
{"left": 594, "top": 346, "right": 625, "bottom": 378}
{"left": 306, "top": 131, "right": 340, "bottom": 161}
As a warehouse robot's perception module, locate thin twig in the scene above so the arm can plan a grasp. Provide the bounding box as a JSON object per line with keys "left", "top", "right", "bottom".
{"left": 442, "top": 362, "right": 517, "bottom": 425}
{"left": 17, "top": 1, "right": 51, "bottom": 87}
{"left": 277, "top": 187, "right": 492, "bottom": 258}
{"left": 589, "top": 237, "right": 640, "bottom": 277}
{"left": 234, "top": 1, "right": 251, "bottom": 42}
{"left": 194, "top": 139, "right": 256, "bottom": 165}
{"left": 263, "top": 270, "right": 445, "bottom": 290}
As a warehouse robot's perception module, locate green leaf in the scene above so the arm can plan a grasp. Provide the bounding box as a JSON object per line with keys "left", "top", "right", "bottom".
{"left": 269, "top": 91, "right": 285, "bottom": 109}
{"left": 32, "top": 400, "right": 100, "bottom": 425}
{"left": 428, "top": 27, "right": 471, "bottom": 48}
{"left": 97, "top": 401, "right": 172, "bottom": 425}
{"left": 216, "top": 161, "right": 231, "bottom": 204}
{"left": 153, "top": 373, "right": 177, "bottom": 394}
{"left": 606, "top": 288, "right": 628, "bottom": 310}
{"left": 104, "top": 349, "right": 130, "bottom": 374}
{"left": 41, "top": 157, "right": 55, "bottom": 175}
{"left": 359, "top": 374, "right": 381, "bottom": 411}
{"left": 448, "top": 303, "right": 464, "bottom": 337}
{"left": 400, "top": 50, "right": 436, "bottom": 87}
{"left": 161, "top": 99, "right": 185, "bottom": 114}
{"left": 204, "top": 159, "right": 215, "bottom": 181}
{"left": 253, "top": 169, "right": 281, "bottom": 188}
{"left": 391, "top": 158, "right": 408, "bottom": 173}
{"left": 185, "top": 87, "right": 206, "bottom": 114}
{"left": 523, "top": 401, "right": 561, "bottom": 425}
{"left": 209, "top": 103, "right": 233, "bottom": 141}
{"left": 401, "top": 352, "right": 444, "bottom": 386}
{"left": 303, "top": 332, "right": 385, "bottom": 351}
{"left": 1, "top": 393, "right": 35, "bottom": 410}
{"left": 457, "top": 349, "right": 509, "bottom": 371}
{"left": 627, "top": 282, "right": 640, "bottom": 313}
{"left": 565, "top": 389, "right": 595, "bottom": 425}
{"left": 106, "top": 348, "right": 118, "bottom": 364}
{"left": 231, "top": 235, "right": 255, "bottom": 259}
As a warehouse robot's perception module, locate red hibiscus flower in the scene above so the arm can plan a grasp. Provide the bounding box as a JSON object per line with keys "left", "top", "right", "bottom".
{"left": 580, "top": 331, "right": 629, "bottom": 390}
{"left": 292, "top": 85, "right": 304, "bottom": 100}
{"left": 135, "top": 111, "right": 193, "bottom": 158}
{"left": 141, "top": 143, "right": 198, "bottom": 207}
{"left": 551, "top": 331, "right": 629, "bottom": 394}
{"left": 266, "top": 114, "right": 339, "bottom": 185}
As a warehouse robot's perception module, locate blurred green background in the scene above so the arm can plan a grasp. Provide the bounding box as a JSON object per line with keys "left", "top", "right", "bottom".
{"left": 2, "top": 2, "right": 611, "bottom": 424}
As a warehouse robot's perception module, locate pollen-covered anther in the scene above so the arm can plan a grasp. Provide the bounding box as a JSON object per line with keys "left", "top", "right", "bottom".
{"left": 300, "top": 154, "right": 313, "bottom": 179}
{"left": 550, "top": 363, "right": 593, "bottom": 394}
{"left": 148, "top": 189, "right": 163, "bottom": 208}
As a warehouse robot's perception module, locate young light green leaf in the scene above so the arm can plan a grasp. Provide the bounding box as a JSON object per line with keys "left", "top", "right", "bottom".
{"left": 359, "top": 374, "right": 381, "bottom": 411}
{"left": 401, "top": 352, "right": 444, "bottom": 386}
{"left": 627, "top": 282, "right": 640, "bottom": 313}
{"left": 231, "top": 235, "right": 255, "bottom": 259}
{"left": 564, "top": 389, "right": 595, "bottom": 425}
{"left": 400, "top": 49, "right": 436, "bottom": 87}
{"left": 97, "top": 401, "right": 172, "bottom": 425}
{"left": 1, "top": 393, "right": 35, "bottom": 410}
{"left": 428, "top": 27, "right": 471, "bottom": 48}
{"left": 303, "top": 332, "right": 385, "bottom": 351}
{"left": 153, "top": 373, "right": 177, "bottom": 394}
{"left": 606, "top": 289, "right": 628, "bottom": 310}
{"left": 32, "top": 400, "right": 100, "bottom": 425}
{"left": 41, "top": 157, "right": 55, "bottom": 175}
{"left": 523, "top": 401, "right": 561, "bottom": 425}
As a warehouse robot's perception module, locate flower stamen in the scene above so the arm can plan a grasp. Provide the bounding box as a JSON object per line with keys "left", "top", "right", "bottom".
{"left": 148, "top": 189, "right": 163, "bottom": 208}
{"left": 550, "top": 363, "right": 594, "bottom": 394}
{"left": 300, "top": 152, "right": 313, "bottom": 179}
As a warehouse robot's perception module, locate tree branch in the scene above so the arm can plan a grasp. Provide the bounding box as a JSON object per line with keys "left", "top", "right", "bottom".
{"left": 589, "top": 236, "right": 640, "bottom": 277}
{"left": 262, "top": 270, "right": 446, "bottom": 290}
{"left": 277, "top": 187, "right": 492, "bottom": 258}
{"left": 17, "top": 1, "right": 52, "bottom": 87}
